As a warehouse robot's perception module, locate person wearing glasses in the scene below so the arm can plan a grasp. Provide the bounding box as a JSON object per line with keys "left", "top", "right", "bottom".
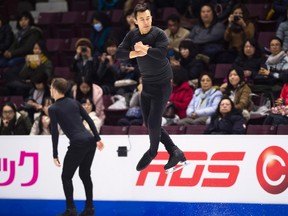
{"left": 254, "top": 37, "right": 288, "bottom": 98}
{"left": 0, "top": 101, "right": 32, "bottom": 135}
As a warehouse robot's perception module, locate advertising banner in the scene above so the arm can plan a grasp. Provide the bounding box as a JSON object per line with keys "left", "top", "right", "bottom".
{"left": 0, "top": 135, "right": 287, "bottom": 204}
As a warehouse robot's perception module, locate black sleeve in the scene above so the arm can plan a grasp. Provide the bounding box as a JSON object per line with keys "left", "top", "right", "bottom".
{"left": 116, "top": 31, "right": 134, "bottom": 60}
{"left": 146, "top": 29, "right": 168, "bottom": 60}
{"left": 48, "top": 106, "right": 59, "bottom": 158}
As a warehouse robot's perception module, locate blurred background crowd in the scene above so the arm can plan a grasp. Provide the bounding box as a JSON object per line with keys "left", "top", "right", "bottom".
{"left": 1, "top": 0, "right": 288, "bottom": 135}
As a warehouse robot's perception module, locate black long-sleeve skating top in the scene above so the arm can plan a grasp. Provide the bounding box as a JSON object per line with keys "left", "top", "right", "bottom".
{"left": 116, "top": 26, "right": 172, "bottom": 84}
{"left": 48, "top": 97, "right": 101, "bottom": 158}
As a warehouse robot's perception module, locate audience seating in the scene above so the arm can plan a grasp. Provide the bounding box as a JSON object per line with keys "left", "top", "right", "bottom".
{"left": 98, "top": 124, "right": 288, "bottom": 135}
{"left": 213, "top": 63, "right": 232, "bottom": 86}
{"left": 245, "top": 3, "right": 270, "bottom": 20}
{"left": 248, "top": 92, "right": 273, "bottom": 125}
{"left": 37, "top": 12, "right": 62, "bottom": 38}
{"left": 104, "top": 109, "right": 128, "bottom": 125}
{"left": 68, "top": 0, "right": 91, "bottom": 11}
{"left": 154, "top": 7, "right": 179, "bottom": 29}
{"left": 2, "top": 1, "right": 287, "bottom": 138}
{"left": 0, "top": 96, "right": 7, "bottom": 107}
{"left": 276, "top": 125, "right": 288, "bottom": 135}
{"left": 35, "top": 2, "right": 51, "bottom": 12}
{"left": 76, "top": 10, "right": 94, "bottom": 38}
{"left": 46, "top": 38, "right": 70, "bottom": 66}
{"left": 246, "top": 125, "right": 277, "bottom": 135}
{"left": 109, "top": 9, "right": 124, "bottom": 27}
{"left": 163, "top": 125, "right": 186, "bottom": 134}
{"left": 53, "top": 67, "right": 74, "bottom": 80}
{"left": 58, "top": 37, "right": 83, "bottom": 67}
{"left": 128, "top": 125, "right": 149, "bottom": 135}
{"left": 9, "top": 96, "right": 24, "bottom": 108}
{"left": 53, "top": 11, "right": 86, "bottom": 38}
{"left": 185, "top": 125, "right": 207, "bottom": 134}
{"left": 256, "top": 20, "right": 277, "bottom": 32}
{"left": 102, "top": 95, "right": 113, "bottom": 109}
{"left": 1, "top": 0, "right": 18, "bottom": 20}
{"left": 100, "top": 125, "right": 128, "bottom": 135}
{"left": 257, "top": 32, "right": 276, "bottom": 50}
{"left": 36, "top": 1, "right": 68, "bottom": 12}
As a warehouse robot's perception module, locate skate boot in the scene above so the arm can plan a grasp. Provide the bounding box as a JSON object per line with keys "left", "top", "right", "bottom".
{"left": 164, "top": 146, "right": 187, "bottom": 173}
{"left": 79, "top": 207, "right": 95, "bottom": 216}
{"left": 57, "top": 208, "right": 77, "bottom": 216}
{"left": 136, "top": 150, "right": 155, "bottom": 171}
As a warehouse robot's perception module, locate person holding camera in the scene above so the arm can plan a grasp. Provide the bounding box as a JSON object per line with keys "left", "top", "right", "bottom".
{"left": 72, "top": 38, "right": 98, "bottom": 83}
{"left": 223, "top": 3, "right": 255, "bottom": 63}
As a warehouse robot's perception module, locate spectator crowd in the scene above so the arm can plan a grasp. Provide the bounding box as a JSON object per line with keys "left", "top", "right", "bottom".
{"left": 1, "top": 0, "right": 288, "bottom": 135}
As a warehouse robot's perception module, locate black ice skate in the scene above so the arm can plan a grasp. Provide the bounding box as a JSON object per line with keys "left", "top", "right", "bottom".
{"left": 136, "top": 150, "right": 155, "bottom": 171}
{"left": 79, "top": 207, "right": 95, "bottom": 216}
{"left": 164, "top": 147, "right": 188, "bottom": 174}
{"left": 57, "top": 208, "right": 77, "bottom": 216}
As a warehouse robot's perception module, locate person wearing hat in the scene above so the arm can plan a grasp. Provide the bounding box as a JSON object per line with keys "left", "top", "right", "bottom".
{"left": 72, "top": 38, "right": 98, "bottom": 83}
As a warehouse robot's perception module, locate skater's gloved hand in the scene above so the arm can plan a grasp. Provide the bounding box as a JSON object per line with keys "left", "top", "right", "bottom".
{"left": 53, "top": 158, "right": 61, "bottom": 167}
{"left": 96, "top": 141, "right": 104, "bottom": 151}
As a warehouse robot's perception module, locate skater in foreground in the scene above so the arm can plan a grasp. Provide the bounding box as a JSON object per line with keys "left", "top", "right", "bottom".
{"left": 116, "top": 3, "right": 187, "bottom": 173}
{"left": 49, "top": 78, "right": 104, "bottom": 216}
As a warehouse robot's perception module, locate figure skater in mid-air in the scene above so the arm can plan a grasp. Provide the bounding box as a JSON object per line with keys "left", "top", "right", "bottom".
{"left": 116, "top": 3, "right": 187, "bottom": 173}
{"left": 49, "top": 78, "right": 104, "bottom": 216}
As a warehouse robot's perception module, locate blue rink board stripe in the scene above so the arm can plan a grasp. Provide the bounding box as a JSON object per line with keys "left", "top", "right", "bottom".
{"left": 0, "top": 199, "right": 288, "bottom": 216}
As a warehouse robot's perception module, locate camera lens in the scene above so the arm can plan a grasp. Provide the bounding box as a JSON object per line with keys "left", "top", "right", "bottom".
{"left": 234, "top": 16, "right": 239, "bottom": 22}
{"left": 81, "top": 46, "right": 87, "bottom": 53}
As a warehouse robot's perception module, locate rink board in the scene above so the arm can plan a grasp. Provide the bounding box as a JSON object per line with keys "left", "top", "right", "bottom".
{"left": 0, "top": 135, "right": 288, "bottom": 215}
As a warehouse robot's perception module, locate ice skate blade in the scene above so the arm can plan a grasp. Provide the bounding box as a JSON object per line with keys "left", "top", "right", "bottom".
{"left": 165, "top": 161, "right": 189, "bottom": 174}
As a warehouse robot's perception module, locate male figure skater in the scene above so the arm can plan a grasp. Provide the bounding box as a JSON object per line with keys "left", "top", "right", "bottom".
{"left": 49, "top": 78, "right": 104, "bottom": 216}
{"left": 116, "top": 3, "right": 186, "bottom": 172}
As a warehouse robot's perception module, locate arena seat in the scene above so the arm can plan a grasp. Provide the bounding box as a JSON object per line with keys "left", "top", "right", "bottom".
{"left": 185, "top": 125, "right": 206, "bottom": 134}
{"left": 246, "top": 125, "right": 277, "bottom": 134}
{"left": 128, "top": 125, "right": 149, "bottom": 135}
{"left": 53, "top": 67, "right": 74, "bottom": 80}
{"left": 163, "top": 125, "right": 186, "bottom": 134}
{"left": 53, "top": 11, "right": 85, "bottom": 38}
{"left": 214, "top": 63, "right": 232, "bottom": 86}
{"left": 104, "top": 109, "right": 128, "bottom": 125}
{"left": 100, "top": 125, "right": 128, "bottom": 135}
{"left": 276, "top": 125, "right": 288, "bottom": 135}
{"left": 37, "top": 12, "right": 62, "bottom": 38}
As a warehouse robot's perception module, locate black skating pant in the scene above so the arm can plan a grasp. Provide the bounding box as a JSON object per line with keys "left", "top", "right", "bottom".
{"left": 140, "top": 80, "right": 176, "bottom": 157}
{"left": 61, "top": 142, "right": 96, "bottom": 209}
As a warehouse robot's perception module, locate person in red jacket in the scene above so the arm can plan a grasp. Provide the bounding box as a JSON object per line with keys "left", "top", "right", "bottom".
{"left": 164, "top": 66, "right": 194, "bottom": 122}
{"left": 264, "top": 82, "right": 288, "bottom": 126}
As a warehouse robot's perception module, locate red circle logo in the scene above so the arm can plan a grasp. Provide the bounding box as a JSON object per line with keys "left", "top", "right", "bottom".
{"left": 256, "top": 146, "right": 288, "bottom": 194}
